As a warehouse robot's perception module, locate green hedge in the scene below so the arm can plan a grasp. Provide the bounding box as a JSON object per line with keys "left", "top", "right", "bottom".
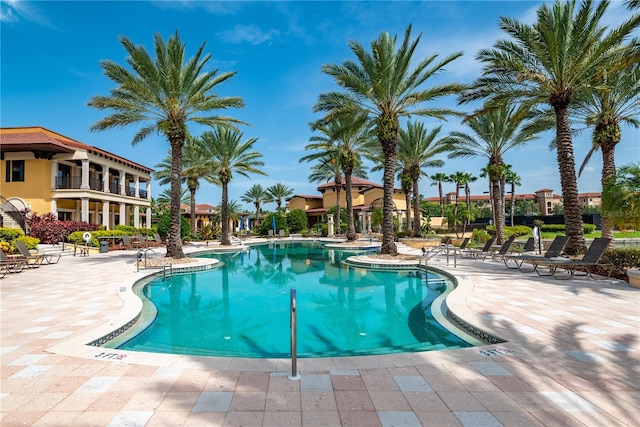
{"left": 601, "top": 247, "right": 640, "bottom": 276}
{"left": 539, "top": 224, "right": 596, "bottom": 234}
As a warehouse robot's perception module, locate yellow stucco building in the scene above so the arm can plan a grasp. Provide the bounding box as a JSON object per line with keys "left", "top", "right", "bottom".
{"left": 0, "top": 127, "right": 153, "bottom": 231}
{"left": 288, "top": 177, "right": 408, "bottom": 233}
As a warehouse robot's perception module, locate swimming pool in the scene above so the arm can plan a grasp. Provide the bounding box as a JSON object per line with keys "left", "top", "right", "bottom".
{"left": 116, "top": 241, "right": 472, "bottom": 358}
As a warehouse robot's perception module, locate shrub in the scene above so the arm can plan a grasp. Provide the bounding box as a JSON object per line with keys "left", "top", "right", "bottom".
{"left": 0, "top": 227, "right": 25, "bottom": 242}
{"left": 601, "top": 247, "right": 640, "bottom": 276}
{"left": 25, "top": 212, "right": 100, "bottom": 244}
{"left": 287, "top": 209, "right": 308, "bottom": 234}
{"left": 156, "top": 212, "right": 191, "bottom": 241}
{"left": 472, "top": 228, "right": 491, "bottom": 243}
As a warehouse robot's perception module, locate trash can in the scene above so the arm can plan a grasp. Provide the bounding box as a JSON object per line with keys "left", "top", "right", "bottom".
{"left": 99, "top": 240, "right": 109, "bottom": 253}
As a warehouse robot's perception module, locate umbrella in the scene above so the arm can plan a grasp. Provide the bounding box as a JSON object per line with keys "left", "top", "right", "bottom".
{"left": 272, "top": 216, "right": 276, "bottom": 230}
{"left": 240, "top": 217, "right": 245, "bottom": 230}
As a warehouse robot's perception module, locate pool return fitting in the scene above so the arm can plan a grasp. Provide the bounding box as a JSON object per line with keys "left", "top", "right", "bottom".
{"left": 289, "top": 288, "right": 301, "bottom": 381}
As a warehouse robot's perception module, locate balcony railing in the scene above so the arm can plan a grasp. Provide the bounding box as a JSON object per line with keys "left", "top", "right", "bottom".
{"left": 54, "top": 176, "right": 148, "bottom": 199}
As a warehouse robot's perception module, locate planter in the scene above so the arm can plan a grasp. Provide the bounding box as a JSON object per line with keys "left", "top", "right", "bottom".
{"left": 627, "top": 268, "right": 640, "bottom": 289}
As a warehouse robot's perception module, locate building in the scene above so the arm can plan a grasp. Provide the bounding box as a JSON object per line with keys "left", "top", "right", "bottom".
{"left": 288, "top": 177, "right": 408, "bottom": 233}
{"left": 425, "top": 188, "right": 600, "bottom": 216}
{"left": 0, "top": 126, "right": 153, "bottom": 231}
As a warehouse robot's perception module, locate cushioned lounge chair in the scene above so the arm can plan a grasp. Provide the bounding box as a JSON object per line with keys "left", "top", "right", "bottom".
{"left": 503, "top": 235, "right": 569, "bottom": 272}
{"left": 530, "top": 237, "right": 613, "bottom": 280}
{"left": 15, "top": 241, "right": 45, "bottom": 268}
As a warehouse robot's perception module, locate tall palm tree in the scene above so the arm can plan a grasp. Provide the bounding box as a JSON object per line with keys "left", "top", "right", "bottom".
{"left": 88, "top": 31, "right": 244, "bottom": 258}
{"left": 460, "top": 0, "right": 640, "bottom": 254}
{"left": 398, "top": 122, "right": 448, "bottom": 237}
{"left": 398, "top": 169, "right": 413, "bottom": 234}
{"left": 602, "top": 163, "right": 640, "bottom": 231}
{"left": 154, "top": 140, "right": 218, "bottom": 236}
{"left": 430, "top": 172, "right": 449, "bottom": 217}
{"left": 315, "top": 25, "right": 465, "bottom": 255}
{"left": 240, "top": 184, "right": 270, "bottom": 228}
{"left": 199, "top": 126, "right": 265, "bottom": 246}
{"left": 574, "top": 55, "right": 639, "bottom": 246}
{"left": 267, "top": 183, "right": 294, "bottom": 213}
{"left": 447, "top": 172, "right": 467, "bottom": 235}
{"left": 303, "top": 112, "right": 373, "bottom": 240}
{"left": 504, "top": 165, "right": 522, "bottom": 227}
{"left": 445, "top": 105, "right": 536, "bottom": 244}
{"left": 156, "top": 188, "right": 189, "bottom": 206}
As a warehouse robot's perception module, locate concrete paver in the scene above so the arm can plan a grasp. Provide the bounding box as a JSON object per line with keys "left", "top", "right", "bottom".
{"left": 1, "top": 241, "right": 638, "bottom": 426}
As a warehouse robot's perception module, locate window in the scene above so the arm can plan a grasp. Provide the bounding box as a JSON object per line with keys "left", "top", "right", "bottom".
{"left": 5, "top": 160, "right": 25, "bottom": 182}
{"left": 58, "top": 211, "right": 72, "bottom": 221}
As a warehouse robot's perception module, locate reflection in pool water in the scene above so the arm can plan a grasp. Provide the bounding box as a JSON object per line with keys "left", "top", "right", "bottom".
{"left": 116, "top": 241, "right": 472, "bottom": 358}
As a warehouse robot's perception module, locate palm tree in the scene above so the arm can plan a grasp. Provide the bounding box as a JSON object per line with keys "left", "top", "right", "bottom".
{"left": 156, "top": 188, "right": 189, "bottom": 206}
{"left": 601, "top": 163, "right": 640, "bottom": 231}
{"left": 240, "top": 184, "right": 270, "bottom": 228}
{"left": 574, "top": 55, "right": 639, "bottom": 246}
{"left": 445, "top": 105, "right": 536, "bottom": 244}
{"left": 460, "top": 0, "right": 640, "bottom": 254}
{"left": 504, "top": 165, "right": 522, "bottom": 227}
{"left": 302, "top": 112, "right": 373, "bottom": 240}
{"left": 315, "top": 25, "right": 465, "bottom": 255}
{"left": 430, "top": 172, "right": 449, "bottom": 217}
{"left": 154, "top": 140, "right": 218, "bottom": 236}
{"left": 88, "top": 31, "right": 244, "bottom": 258}
{"left": 447, "top": 172, "right": 467, "bottom": 235}
{"left": 398, "top": 169, "right": 413, "bottom": 234}
{"left": 398, "top": 122, "right": 448, "bottom": 237}
{"left": 267, "top": 183, "right": 294, "bottom": 214}
{"left": 199, "top": 126, "right": 265, "bottom": 246}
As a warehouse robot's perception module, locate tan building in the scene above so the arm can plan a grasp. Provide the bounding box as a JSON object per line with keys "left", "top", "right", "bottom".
{"left": 0, "top": 126, "right": 153, "bottom": 231}
{"left": 288, "top": 177, "right": 408, "bottom": 233}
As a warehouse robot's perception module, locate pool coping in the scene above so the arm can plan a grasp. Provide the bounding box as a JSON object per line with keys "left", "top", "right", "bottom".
{"left": 44, "top": 244, "right": 508, "bottom": 372}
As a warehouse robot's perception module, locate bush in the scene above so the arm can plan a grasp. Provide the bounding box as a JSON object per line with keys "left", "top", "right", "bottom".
{"left": 601, "top": 247, "right": 640, "bottom": 276}
{"left": 287, "top": 209, "right": 308, "bottom": 234}
{"left": 487, "top": 225, "right": 531, "bottom": 237}
{"left": 0, "top": 227, "right": 25, "bottom": 242}
{"left": 472, "top": 229, "right": 492, "bottom": 243}
{"left": 156, "top": 212, "right": 191, "bottom": 241}
{"left": 25, "top": 212, "right": 100, "bottom": 244}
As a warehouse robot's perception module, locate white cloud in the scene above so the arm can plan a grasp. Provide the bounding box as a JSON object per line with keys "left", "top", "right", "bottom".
{"left": 0, "top": 0, "right": 56, "bottom": 28}
{"left": 220, "top": 24, "right": 280, "bottom": 45}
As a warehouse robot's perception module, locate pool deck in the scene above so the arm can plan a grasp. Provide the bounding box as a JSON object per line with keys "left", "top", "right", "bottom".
{"left": 1, "top": 240, "right": 638, "bottom": 426}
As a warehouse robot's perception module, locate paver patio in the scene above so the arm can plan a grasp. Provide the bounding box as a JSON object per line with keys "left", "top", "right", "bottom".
{"left": 1, "top": 241, "right": 638, "bottom": 426}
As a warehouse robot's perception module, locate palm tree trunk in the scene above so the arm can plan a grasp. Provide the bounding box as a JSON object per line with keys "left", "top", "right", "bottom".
{"left": 438, "top": 182, "right": 444, "bottom": 217}
{"left": 189, "top": 186, "right": 197, "bottom": 236}
{"left": 335, "top": 176, "right": 342, "bottom": 235}
{"left": 554, "top": 105, "right": 585, "bottom": 255}
{"left": 600, "top": 138, "right": 616, "bottom": 247}
{"left": 510, "top": 183, "right": 515, "bottom": 228}
{"left": 381, "top": 141, "right": 398, "bottom": 255}
{"left": 168, "top": 139, "right": 185, "bottom": 258}
{"left": 492, "top": 178, "right": 505, "bottom": 245}
{"left": 404, "top": 191, "right": 411, "bottom": 236}
{"left": 221, "top": 182, "right": 230, "bottom": 245}
{"left": 345, "top": 174, "right": 356, "bottom": 241}
{"left": 413, "top": 178, "right": 421, "bottom": 237}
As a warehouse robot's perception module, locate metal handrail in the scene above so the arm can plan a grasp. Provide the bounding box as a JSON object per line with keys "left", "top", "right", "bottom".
{"left": 288, "top": 288, "right": 301, "bottom": 381}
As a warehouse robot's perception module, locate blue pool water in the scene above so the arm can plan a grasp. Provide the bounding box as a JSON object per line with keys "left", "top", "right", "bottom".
{"left": 117, "top": 241, "right": 471, "bottom": 358}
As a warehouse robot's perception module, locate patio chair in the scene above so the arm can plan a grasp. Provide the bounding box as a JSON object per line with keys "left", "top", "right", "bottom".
{"left": 0, "top": 250, "right": 26, "bottom": 274}
{"left": 530, "top": 238, "right": 613, "bottom": 280}
{"left": 268, "top": 229, "right": 274, "bottom": 238}
{"left": 151, "top": 233, "right": 164, "bottom": 247}
{"left": 14, "top": 241, "right": 45, "bottom": 268}
{"left": 464, "top": 236, "right": 497, "bottom": 259}
{"left": 120, "top": 235, "right": 139, "bottom": 250}
{"left": 503, "top": 235, "right": 569, "bottom": 272}
{"left": 479, "top": 235, "right": 517, "bottom": 262}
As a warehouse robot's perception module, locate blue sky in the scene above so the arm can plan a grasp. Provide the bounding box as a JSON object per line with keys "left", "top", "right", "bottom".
{"left": 2, "top": 0, "right": 638, "bottom": 212}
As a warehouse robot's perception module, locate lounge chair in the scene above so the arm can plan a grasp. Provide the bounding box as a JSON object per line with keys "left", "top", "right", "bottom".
{"left": 268, "top": 229, "right": 274, "bottom": 238}
{"left": 480, "top": 235, "right": 517, "bottom": 262}
{"left": 503, "top": 235, "right": 569, "bottom": 272}
{"left": 530, "top": 238, "right": 613, "bottom": 280}
{"left": 14, "top": 241, "right": 45, "bottom": 268}
{"left": 520, "top": 237, "right": 535, "bottom": 253}
{"left": 464, "top": 236, "right": 497, "bottom": 259}
{"left": 120, "top": 235, "right": 140, "bottom": 250}
{"left": 0, "top": 250, "right": 26, "bottom": 274}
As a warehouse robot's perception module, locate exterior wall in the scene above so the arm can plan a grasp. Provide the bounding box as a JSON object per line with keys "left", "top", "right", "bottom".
{"left": 1, "top": 156, "right": 52, "bottom": 214}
